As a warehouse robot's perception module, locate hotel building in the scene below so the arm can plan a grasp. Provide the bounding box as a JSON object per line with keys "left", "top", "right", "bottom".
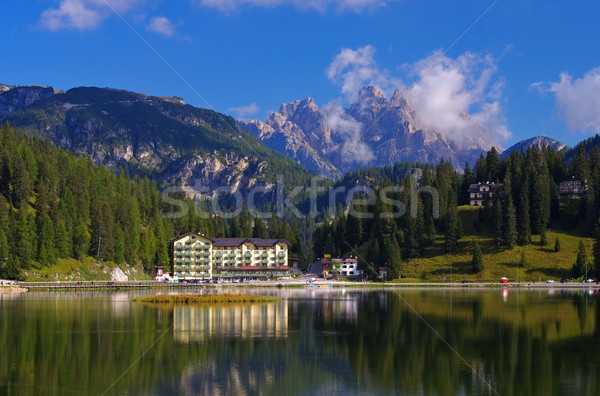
{"left": 171, "top": 232, "right": 290, "bottom": 281}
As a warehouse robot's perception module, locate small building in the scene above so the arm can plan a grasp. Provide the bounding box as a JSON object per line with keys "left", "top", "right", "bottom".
{"left": 321, "top": 257, "right": 361, "bottom": 278}
{"left": 378, "top": 267, "right": 388, "bottom": 280}
{"left": 559, "top": 178, "right": 587, "bottom": 198}
{"left": 468, "top": 182, "right": 502, "bottom": 206}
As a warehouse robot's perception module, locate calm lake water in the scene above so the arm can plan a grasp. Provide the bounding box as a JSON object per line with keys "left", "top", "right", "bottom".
{"left": 1, "top": 287, "right": 599, "bottom": 395}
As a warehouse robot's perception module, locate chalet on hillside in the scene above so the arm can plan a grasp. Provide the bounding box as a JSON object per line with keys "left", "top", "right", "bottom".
{"left": 558, "top": 178, "right": 587, "bottom": 198}
{"left": 468, "top": 182, "right": 502, "bottom": 206}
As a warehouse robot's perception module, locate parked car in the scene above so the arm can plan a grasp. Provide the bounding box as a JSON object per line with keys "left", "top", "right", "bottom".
{"left": 546, "top": 279, "right": 555, "bottom": 283}
{"left": 560, "top": 278, "right": 567, "bottom": 283}
{"left": 461, "top": 280, "right": 470, "bottom": 284}
{"left": 500, "top": 277, "right": 509, "bottom": 283}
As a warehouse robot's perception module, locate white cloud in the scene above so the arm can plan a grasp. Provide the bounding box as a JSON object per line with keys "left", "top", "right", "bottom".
{"left": 326, "top": 45, "right": 399, "bottom": 102}
{"left": 147, "top": 16, "right": 176, "bottom": 37}
{"left": 404, "top": 50, "right": 510, "bottom": 144}
{"left": 326, "top": 46, "right": 511, "bottom": 147}
{"left": 40, "top": 0, "right": 103, "bottom": 31}
{"left": 323, "top": 103, "right": 375, "bottom": 165}
{"left": 535, "top": 68, "right": 600, "bottom": 132}
{"left": 228, "top": 102, "right": 261, "bottom": 117}
{"left": 39, "top": 0, "right": 145, "bottom": 31}
{"left": 196, "top": 0, "right": 400, "bottom": 13}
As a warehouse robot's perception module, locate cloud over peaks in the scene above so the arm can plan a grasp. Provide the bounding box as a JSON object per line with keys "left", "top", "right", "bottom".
{"left": 326, "top": 45, "right": 398, "bottom": 101}
{"left": 534, "top": 68, "right": 600, "bottom": 132}
{"left": 322, "top": 103, "right": 375, "bottom": 165}
{"left": 404, "top": 50, "right": 510, "bottom": 144}
{"left": 326, "top": 46, "right": 511, "bottom": 147}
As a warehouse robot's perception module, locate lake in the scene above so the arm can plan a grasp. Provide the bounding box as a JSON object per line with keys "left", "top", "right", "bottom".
{"left": 1, "top": 287, "right": 599, "bottom": 395}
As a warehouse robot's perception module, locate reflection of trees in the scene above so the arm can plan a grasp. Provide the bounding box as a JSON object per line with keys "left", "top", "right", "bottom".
{"left": 0, "top": 290, "right": 599, "bottom": 395}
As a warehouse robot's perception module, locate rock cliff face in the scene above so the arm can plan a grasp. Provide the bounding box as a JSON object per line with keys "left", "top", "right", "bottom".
{"left": 0, "top": 85, "right": 311, "bottom": 197}
{"left": 242, "top": 86, "right": 498, "bottom": 176}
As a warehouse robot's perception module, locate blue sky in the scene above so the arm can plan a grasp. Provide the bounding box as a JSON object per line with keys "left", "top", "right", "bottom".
{"left": 2, "top": 0, "right": 600, "bottom": 149}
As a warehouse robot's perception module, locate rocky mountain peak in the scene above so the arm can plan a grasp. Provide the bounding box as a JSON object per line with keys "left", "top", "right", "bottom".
{"left": 359, "top": 85, "right": 386, "bottom": 100}
{"left": 243, "top": 85, "right": 496, "bottom": 176}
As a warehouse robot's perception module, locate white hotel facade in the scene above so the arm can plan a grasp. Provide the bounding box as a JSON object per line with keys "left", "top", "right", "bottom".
{"left": 171, "top": 232, "right": 290, "bottom": 281}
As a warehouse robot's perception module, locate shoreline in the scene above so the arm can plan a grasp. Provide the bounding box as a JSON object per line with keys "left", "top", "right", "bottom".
{"left": 11, "top": 279, "right": 600, "bottom": 292}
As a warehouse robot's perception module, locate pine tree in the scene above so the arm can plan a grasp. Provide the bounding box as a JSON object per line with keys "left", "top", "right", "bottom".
{"left": 444, "top": 205, "right": 460, "bottom": 253}
{"left": 366, "top": 237, "right": 381, "bottom": 276}
{"left": 13, "top": 206, "right": 35, "bottom": 269}
{"left": 54, "top": 218, "right": 70, "bottom": 259}
{"left": 493, "top": 197, "right": 503, "bottom": 246}
{"left": 72, "top": 219, "right": 91, "bottom": 261}
{"left": 460, "top": 162, "right": 476, "bottom": 205}
{"left": 37, "top": 211, "right": 57, "bottom": 266}
{"left": 252, "top": 216, "right": 268, "bottom": 239}
{"left": 0, "top": 229, "right": 9, "bottom": 278}
{"left": 346, "top": 212, "right": 363, "bottom": 248}
{"left": 229, "top": 217, "right": 242, "bottom": 238}
{"left": 503, "top": 196, "right": 517, "bottom": 249}
{"left": 471, "top": 241, "right": 483, "bottom": 273}
{"left": 382, "top": 236, "right": 402, "bottom": 279}
{"left": 474, "top": 154, "right": 487, "bottom": 182}
{"left": 554, "top": 237, "right": 561, "bottom": 252}
{"left": 114, "top": 224, "right": 126, "bottom": 264}
{"left": 486, "top": 147, "right": 501, "bottom": 182}
{"left": 517, "top": 178, "right": 531, "bottom": 245}
{"left": 540, "top": 227, "right": 548, "bottom": 247}
{"left": 140, "top": 227, "right": 157, "bottom": 272}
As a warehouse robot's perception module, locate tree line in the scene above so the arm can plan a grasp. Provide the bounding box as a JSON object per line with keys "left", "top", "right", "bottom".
{"left": 0, "top": 124, "right": 303, "bottom": 280}
{"left": 313, "top": 141, "right": 600, "bottom": 279}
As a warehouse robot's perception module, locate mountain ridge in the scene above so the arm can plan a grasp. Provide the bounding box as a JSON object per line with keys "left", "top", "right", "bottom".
{"left": 500, "top": 136, "right": 569, "bottom": 158}
{"left": 241, "top": 85, "right": 501, "bottom": 177}
{"left": 0, "top": 84, "right": 314, "bottom": 197}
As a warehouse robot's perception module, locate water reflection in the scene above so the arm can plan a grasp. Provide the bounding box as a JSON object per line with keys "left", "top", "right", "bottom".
{"left": 0, "top": 288, "right": 599, "bottom": 395}
{"left": 173, "top": 302, "right": 289, "bottom": 342}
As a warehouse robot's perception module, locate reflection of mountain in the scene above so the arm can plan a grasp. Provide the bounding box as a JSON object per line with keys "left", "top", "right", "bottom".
{"left": 173, "top": 302, "right": 288, "bottom": 342}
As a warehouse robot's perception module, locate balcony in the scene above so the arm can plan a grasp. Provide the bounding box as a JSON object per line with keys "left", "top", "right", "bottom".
{"left": 261, "top": 252, "right": 268, "bottom": 258}
{"left": 245, "top": 252, "right": 252, "bottom": 257}
{"left": 278, "top": 252, "right": 285, "bottom": 257}
{"left": 278, "top": 258, "right": 286, "bottom": 264}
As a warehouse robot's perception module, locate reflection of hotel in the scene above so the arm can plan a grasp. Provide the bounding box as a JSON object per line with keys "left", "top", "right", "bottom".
{"left": 173, "top": 301, "right": 288, "bottom": 342}
{"left": 171, "top": 232, "right": 290, "bottom": 281}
